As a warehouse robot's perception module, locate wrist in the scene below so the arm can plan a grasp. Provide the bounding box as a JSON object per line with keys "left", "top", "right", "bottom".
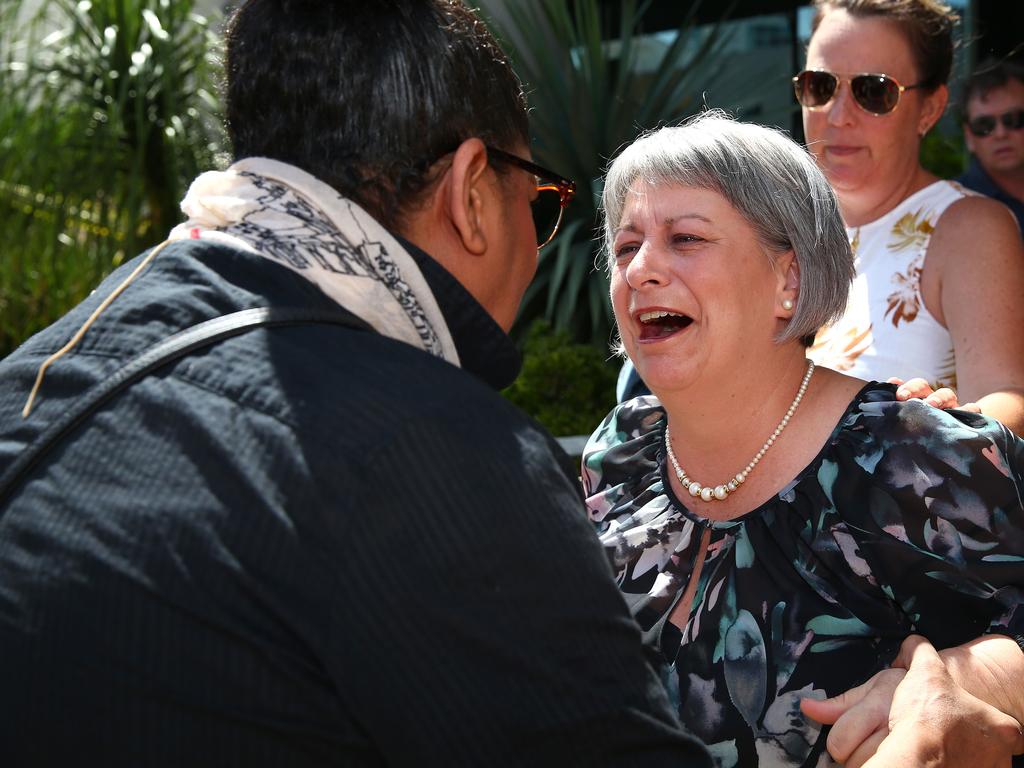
{"left": 938, "top": 638, "right": 1024, "bottom": 729}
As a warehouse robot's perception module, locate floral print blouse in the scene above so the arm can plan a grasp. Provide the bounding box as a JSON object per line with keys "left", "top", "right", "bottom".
{"left": 583, "top": 383, "right": 1024, "bottom": 767}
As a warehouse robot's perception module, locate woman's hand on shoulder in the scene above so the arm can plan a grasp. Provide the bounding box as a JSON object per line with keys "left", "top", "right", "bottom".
{"left": 887, "top": 377, "right": 981, "bottom": 412}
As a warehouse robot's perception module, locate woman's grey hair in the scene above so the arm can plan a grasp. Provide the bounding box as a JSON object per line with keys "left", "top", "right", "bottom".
{"left": 602, "top": 110, "right": 854, "bottom": 345}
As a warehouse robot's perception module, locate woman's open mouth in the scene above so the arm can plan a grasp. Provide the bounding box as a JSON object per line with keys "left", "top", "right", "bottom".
{"left": 636, "top": 310, "right": 693, "bottom": 341}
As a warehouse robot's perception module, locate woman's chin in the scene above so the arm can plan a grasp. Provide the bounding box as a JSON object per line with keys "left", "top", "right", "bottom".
{"left": 633, "top": 362, "right": 702, "bottom": 398}
{"left": 822, "top": 164, "right": 872, "bottom": 197}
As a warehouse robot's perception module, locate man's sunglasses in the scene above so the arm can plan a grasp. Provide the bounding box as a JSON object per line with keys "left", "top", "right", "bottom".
{"left": 486, "top": 146, "right": 576, "bottom": 249}
{"left": 966, "top": 109, "right": 1024, "bottom": 138}
{"left": 793, "top": 70, "right": 926, "bottom": 116}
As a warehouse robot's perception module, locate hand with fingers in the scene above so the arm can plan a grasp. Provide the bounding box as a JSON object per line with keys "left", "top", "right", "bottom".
{"left": 800, "top": 667, "right": 905, "bottom": 767}
{"left": 803, "top": 635, "right": 1024, "bottom": 767}
{"left": 887, "top": 377, "right": 982, "bottom": 412}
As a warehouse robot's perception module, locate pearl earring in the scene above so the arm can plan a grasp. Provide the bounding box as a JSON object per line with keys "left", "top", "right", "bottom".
{"left": 782, "top": 298, "right": 794, "bottom": 311}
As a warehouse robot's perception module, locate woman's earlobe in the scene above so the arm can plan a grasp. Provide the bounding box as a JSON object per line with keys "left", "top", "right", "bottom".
{"left": 776, "top": 251, "right": 800, "bottom": 315}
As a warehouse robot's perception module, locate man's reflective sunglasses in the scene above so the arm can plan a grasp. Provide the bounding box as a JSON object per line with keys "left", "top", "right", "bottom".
{"left": 966, "top": 109, "right": 1024, "bottom": 138}
{"left": 486, "top": 146, "right": 576, "bottom": 249}
{"left": 793, "top": 70, "right": 926, "bottom": 116}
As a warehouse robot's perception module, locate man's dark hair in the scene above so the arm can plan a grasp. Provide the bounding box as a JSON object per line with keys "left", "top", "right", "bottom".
{"left": 962, "top": 57, "right": 1024, "bottom": 113}
{"left": 224, "top": 0, "right": 530, "bottom": 229}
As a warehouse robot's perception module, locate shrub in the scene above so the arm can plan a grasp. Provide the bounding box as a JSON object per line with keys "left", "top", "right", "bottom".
{"left": 503, "top": 321, "right": 619, "bottom": 437}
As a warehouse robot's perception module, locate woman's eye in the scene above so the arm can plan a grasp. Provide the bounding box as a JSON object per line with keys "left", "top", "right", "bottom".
{"left": 614, "top": 243, "right": 639, "bottom": 259}
{"left": 672, "top": 233, "right": 703, "bottom": 245}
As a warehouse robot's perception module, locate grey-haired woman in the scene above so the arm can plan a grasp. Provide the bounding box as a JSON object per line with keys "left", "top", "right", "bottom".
{"left": 584, "top": 112, "right": 1024, "bottom": 767}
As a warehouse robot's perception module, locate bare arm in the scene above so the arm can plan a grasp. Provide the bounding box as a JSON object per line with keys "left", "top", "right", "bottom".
{"left": 925, "top": 196, "right": 1024, "bottom": 434}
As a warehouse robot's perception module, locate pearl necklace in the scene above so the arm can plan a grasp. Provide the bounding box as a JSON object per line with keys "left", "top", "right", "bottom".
{"left": 664, "top": 360, "right": 815, "bottom": 503}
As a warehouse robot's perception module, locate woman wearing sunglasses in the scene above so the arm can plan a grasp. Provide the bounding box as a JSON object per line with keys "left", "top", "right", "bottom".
{"left": 797, "top": 0, "right": 1024, "bottom": 437}
{"left": 585, "top": 111, "right": 1024, "bottom": 768}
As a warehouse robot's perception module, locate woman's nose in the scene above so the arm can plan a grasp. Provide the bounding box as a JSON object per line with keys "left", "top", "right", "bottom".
{"left": 826, "top": 81, "right": 858, "bottom": 126}
{"left": 625, "top": 242, "right": 667, "bottom": 288}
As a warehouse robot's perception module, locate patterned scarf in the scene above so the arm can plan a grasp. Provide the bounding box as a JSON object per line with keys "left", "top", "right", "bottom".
{"left": 168, "top": 157, "right": 460, "bottom": 366}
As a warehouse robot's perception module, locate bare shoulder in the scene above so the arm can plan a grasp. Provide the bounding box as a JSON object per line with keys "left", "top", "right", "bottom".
{"left": 935, "top": 193, "right": 1021, "bottom": 242}
{"left": 930, "top": 192, "right": 1024, "bottom": 270}
{"left": 810, "top": 365, "right": 870, "bottom": 414}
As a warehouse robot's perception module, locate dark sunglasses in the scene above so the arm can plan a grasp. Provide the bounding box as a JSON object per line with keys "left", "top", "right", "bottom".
{"left": 486, "top": 146, "right": 576, "bottom": 249}
{"left": 966, "top": 109, "right": 1024, "bottom": 137}
{"left": 793, "top": 70, "right": 925, "bottom": 116}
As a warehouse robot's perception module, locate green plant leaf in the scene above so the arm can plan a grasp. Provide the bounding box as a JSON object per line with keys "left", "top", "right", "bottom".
{"left": 0, "top": 0, "right": 225, "bottom": 358}
{"left": 480, "top": 0, "right": 731, "bottom": 348}
{"left": 543, "top": 217, "right": 586, "bottom": 319}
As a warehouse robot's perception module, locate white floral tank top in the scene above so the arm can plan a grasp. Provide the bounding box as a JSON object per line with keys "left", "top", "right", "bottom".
{"left": 810, "top": 180, "right": 970, "bottom": 390}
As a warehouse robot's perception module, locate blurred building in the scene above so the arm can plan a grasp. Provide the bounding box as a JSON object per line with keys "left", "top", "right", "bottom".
{"left": 485, "top": 0, "right": 1015, "bottom": 141}
{"left": 14, "top": 0, "right": 1017, "bottom": 135}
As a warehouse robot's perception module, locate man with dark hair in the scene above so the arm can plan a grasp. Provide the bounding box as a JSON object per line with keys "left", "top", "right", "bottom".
{"left": 0, "top": 2, "right": 710, "bottom": 765}
{"left": 957, "top": 58, "right": 1024, "bottom": 228}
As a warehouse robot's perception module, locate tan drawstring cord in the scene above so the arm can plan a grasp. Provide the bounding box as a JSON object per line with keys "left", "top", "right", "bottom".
{"left": 21, "top": 239, "right": 174, "bottom": 419}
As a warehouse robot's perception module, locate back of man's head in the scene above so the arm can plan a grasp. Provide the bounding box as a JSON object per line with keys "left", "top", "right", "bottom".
{"left": 224, "top": 0, "right": 529, "bottom": 230}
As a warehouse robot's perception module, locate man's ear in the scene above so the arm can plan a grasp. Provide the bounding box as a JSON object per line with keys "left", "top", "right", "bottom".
{"left": 447, "top": 138, "right": 491, "bottom": 256}
{"left": 775, "top": 249, "right": 800, "bottom": 318}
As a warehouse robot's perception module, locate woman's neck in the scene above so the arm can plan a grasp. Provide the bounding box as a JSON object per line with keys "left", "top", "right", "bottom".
{"left": 656, "top": 349, "right": 812, "bottom": 487}
{"left": 658, "top": 364, "right": 866, "bottom": 522}
{"left": 840, "top": 164, "right": 938, "bottom": 227}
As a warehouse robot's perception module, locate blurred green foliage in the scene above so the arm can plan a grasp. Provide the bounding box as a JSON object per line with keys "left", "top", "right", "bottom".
{"left": 920, "top": 129, "right": 968, "bottom": 179}
{"left": 503, "top": 321, "right": 619, "bottom": 436}
{"left": 0, "top": 0, "right": 225, "bottom": 358}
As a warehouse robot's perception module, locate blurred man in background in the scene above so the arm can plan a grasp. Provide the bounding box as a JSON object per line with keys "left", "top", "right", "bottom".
{"left": 958, "top": 58, "right": 1024, "bottom": 228}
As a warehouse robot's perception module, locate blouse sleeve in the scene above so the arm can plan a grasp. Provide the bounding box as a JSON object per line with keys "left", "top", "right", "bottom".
{"left": 829, "top": 397, "right": 1024, "bottom": 651}
{"left": 582, "top": 395, "right": 667, "bottom": 525}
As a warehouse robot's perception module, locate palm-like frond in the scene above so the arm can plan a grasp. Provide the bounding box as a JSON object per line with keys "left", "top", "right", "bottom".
{"left": 480, "top": 0, "right": 733, "bottom": 346}
{"left": 0, "top": 0, "right": 225, "bottom": 357}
